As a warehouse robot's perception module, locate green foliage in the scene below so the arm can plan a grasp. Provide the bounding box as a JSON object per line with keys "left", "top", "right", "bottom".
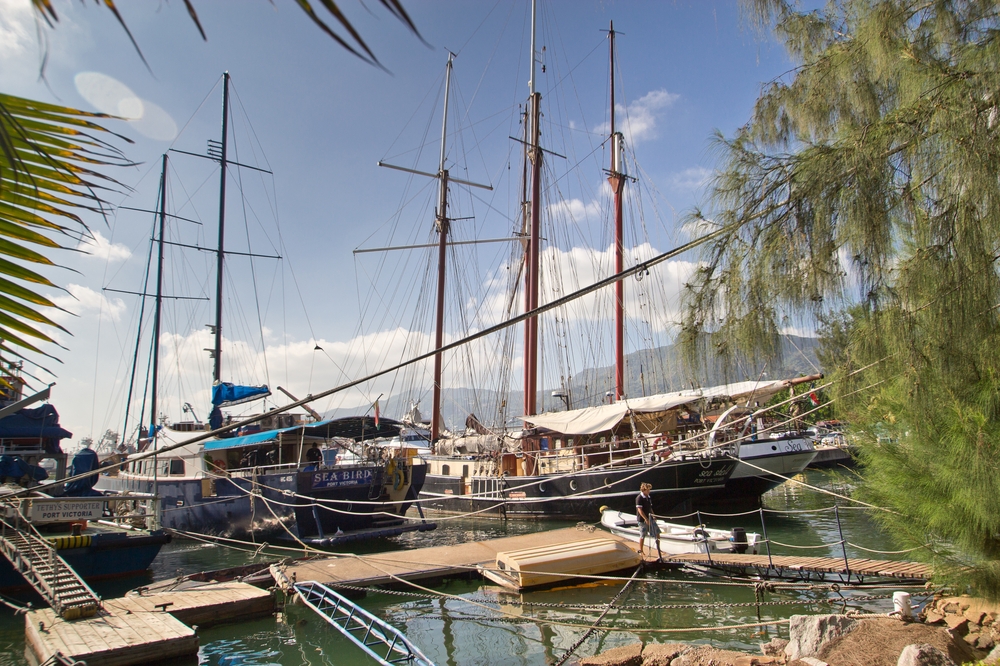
{"left": 0, "top": 93, "right": 131, "bottom": 368}
{"left": 685, "top": 0, "right": 1000, "bottom": 598}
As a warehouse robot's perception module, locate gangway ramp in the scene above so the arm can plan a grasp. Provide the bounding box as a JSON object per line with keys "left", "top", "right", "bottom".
{"left": 0, "top": 518, "right": 101, "bottom": 619}
{"left": 295, "top": 581, "right": 436, "bottom": 666}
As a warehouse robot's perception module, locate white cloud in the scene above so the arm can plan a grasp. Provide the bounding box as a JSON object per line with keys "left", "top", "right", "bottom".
{"left": 74, "top": 71, "right": 177, "bottom": 141}
{"left": 0, "top": 0, "right": 35, "bottom": 60}
{"left": 671, "top": 166, "right": 713, "bottom": 191}
{"left": 78, "top": 230, "right": 131, "bottom": 262}
{"left": 548, "top": 197, "right": 601, "bottom": 223}
{"left": 51, "top": 283, "right": 126, "bottom": 323}
{"left": 596, "top": 89, "right": 679, "bottom": 144}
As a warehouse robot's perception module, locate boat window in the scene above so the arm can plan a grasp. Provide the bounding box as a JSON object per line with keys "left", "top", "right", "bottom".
{"left": 442, "top": 464, "right": 450, "bottom": 476}
{"left": 169, "top": 459, "right": 185, "bottom": 475}
{"left": 539, "top": 437, "right": 549, "bottom": 450}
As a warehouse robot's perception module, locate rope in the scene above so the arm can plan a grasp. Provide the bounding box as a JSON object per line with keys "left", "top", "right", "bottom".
{"left": 846, "top": 542, "right": 930, "bottom": 555}
{"left": 554, "top": 565, "right": 641, "bottom": 666}
{"left": 767, "top": 539, "right": 846, "bottom": 550}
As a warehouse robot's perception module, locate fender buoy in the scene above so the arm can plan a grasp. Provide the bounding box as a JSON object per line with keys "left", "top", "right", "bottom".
{"left": 393, "top": 468, "right": 406, "bottom": 491}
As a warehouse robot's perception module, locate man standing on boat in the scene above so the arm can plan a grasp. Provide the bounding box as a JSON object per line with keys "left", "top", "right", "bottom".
{"left": 636, "top": 482, "right": 662, "bottom": 562}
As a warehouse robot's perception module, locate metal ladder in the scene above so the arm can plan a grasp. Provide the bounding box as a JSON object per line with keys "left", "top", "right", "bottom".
{"left": 293, "top": 581, "right": 435, "bottom": 666}
{"left": 0, "top": 518, "right": 101, "bottom": 620}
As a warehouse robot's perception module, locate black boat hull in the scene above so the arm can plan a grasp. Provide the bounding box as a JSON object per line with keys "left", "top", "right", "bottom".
{"left": 418, "top": 456, "right": 736, "bottom": 520}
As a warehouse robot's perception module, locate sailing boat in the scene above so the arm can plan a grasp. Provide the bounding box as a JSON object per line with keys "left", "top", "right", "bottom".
{"left": 96, "top": 74, "right": 432, "bottom": 543}
{"left": 409, "top": 12, "right": 741, "bottom": 519}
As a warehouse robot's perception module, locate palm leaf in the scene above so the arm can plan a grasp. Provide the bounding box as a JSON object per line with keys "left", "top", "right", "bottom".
{"left": 0, "top": 92, "right": 130, "bottom": 368}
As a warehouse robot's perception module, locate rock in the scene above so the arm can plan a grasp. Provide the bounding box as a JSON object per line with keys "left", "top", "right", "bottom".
{"left": 976, "top": 633, "right": 996, "bottom": 651}
{"left": 965, "top": 632, "right": 981, "bottom": 647}
{"left": 734, "top": 657, "right": 778, "bottom": 665}
{"left": 942, "top": 601, "right": 959, "bottom": 613}
{"left": 784, "top": 614, "right": 857, "bottom": 661}
{"left": 923, "top": 612, "right": 945, "bottom": 625}
{"left": 817, "top": 617, "right": 979, "bottom": 666}
{"left": 668, "top": 645, "right": 749, "bottom": 666}
{"left": 943, "top": 615, "right": 968, "bottom": 635}
{"left": 896, "top": 643, "right": 956, "bottom": 666}
{"left": 760, "top": 637, "right": 788, "bottom": 657}
{"left": 965, "top": 610, "right": 987, "bottom": 626}
{"left": 580, "top": 643, "right": 643, "bottom": 666}
{"left": 960, "top": 603, "right": 971, "bottom": 612}
{"left": 985, "top": 644, "right": 1000, "bottom": 665}
{"left": 640, "top": 643, "right": 689, "bottom": 666}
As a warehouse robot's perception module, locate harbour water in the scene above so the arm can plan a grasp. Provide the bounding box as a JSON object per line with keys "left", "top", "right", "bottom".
{"left": 0, "top": 470, "right": 920, "bottom": 665}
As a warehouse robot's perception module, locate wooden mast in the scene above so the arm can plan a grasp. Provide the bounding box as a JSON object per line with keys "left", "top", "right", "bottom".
{"left": 607, "top": 23, "right": 627, "bottom": 401}
{"left": 431, "top": 53, "right": 455, "bottom": 441}
{"left": 523, "top": 0, "right": 542, "bottom": 416}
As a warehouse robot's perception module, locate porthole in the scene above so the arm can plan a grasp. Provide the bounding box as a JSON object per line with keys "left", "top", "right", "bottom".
{"left": 604, "top": 478, "right": 612, "bottom": 487}
{"left": 539, "top": 483, "right": 547, "bottom": 493}
{"left": 771, "top": 445, "right": 777, "bottom": 451}
{"left": 569, "top": 480, "right": 578, "bottom": 491}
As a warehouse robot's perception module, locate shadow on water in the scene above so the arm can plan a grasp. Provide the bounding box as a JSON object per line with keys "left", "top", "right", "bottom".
{"left": 0, "top": 470, "right": 922, "bottom": 666}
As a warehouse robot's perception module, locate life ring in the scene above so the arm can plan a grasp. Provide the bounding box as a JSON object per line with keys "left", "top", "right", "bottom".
{"left": 393, "top": 468, "right": 406, "bottom": 491}
{"left": 653, "top": 435, "right": 673, "bottom": 449}
{"left": 213, "top": 458, "right": 227, "bottom": 473}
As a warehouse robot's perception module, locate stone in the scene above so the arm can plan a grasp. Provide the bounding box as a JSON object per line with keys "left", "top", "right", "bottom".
{"left": 923, "top": 612, "right": 945, "bottom": 625}
{"left": 896, "top": 643, "right": 956, "bottom": 666}
{"left": 760, "top": 637, "right": 788, "bottom": 657}
{"left": 784, "top": 614, "right": 857, "bottom": 661}
{"left": 960, "top": 603, "right": 971, "bottom": 612}
{"left": 985, "top": 644, "right": 1000, "bottom": 665}
{"left": 976, "top": 633, "right": 996, "bottom": 651}
{"left": 668, "top": 645, "right": 749, "bottom": 666}
{"left": 964, "top": 632, "right": 980, "bottom": 647}
{"left": 640, "top": 643, "right": 689, "bottom": 666}
{"left": 734, "top": 657, "right": 778, "bottom": 665}
{"left": 799, "top": 659, "right": 830, "bottom": 666}
{"left": 965, "top": 609, "right": 987, "bottom": 626}
{"left": 941, "top": 601, "right": 959, "bottom": 613}
{"left": 580, "top": 643, "right": 643, "bottom": 666}
{"left": 943, "top": 615, "right": 969, "bottom": 635}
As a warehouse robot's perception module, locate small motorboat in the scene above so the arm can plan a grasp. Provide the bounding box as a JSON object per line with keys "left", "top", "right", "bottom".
{"left": 600, "top": 508, "right": 759, "bottom": 555}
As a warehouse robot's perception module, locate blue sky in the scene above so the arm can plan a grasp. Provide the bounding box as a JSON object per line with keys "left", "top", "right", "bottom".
{"left": 0, "top": 1, "right": 794, "bottom": 443}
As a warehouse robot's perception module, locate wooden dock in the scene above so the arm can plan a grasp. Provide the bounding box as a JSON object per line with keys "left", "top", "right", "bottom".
{"left": 25, "top": 582, "right": 274, "bottom": 666}
{"left": 665, "top": 552, "right": 932, "bottom": 582}
{"left": 283, "top": 525, "right": 629, "bottom": 588}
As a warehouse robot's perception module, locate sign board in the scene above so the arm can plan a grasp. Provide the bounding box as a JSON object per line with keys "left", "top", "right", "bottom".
{"left": 28, "top": 499, "right": 104, "bottom": 523}
{"left": 311, "top": 468, "right": 374, "bottom": 490}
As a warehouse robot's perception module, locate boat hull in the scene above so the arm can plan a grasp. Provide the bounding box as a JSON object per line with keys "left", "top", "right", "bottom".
{"left": 418, "top": 456, "right": 736, "bottom": 520}
{"left": 600, "top": 509, "right": 757, "bottom": 556}
{"left": 0, "top": 527, "right": 170, "bottom": 591}
{"left": 96, "top": 461, "right": 427, "bottom": 539}
{"left": 721, "top": 438, "right": 818, "bottom": 499}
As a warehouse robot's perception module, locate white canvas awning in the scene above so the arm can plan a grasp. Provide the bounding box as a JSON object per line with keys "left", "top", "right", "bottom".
{"left": 521, "top": 378, "right": 798, "bottom": 436}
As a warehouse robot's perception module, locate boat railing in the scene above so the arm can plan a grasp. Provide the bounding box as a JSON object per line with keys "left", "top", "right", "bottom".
{"left": 1, "top": 493, "right": 162, "bottom": 531}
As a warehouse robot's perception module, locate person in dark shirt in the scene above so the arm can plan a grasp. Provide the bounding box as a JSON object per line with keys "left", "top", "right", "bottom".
{"left": 636, "top": 482, "right": 662, "bottom": 561}
{"left": 306, "top": 443, "right": 323, "bottom": 464}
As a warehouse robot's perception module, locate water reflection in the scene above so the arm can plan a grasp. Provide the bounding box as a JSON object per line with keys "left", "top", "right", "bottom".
{"left": 0, "top": 470, "right": 915, "bottom": 666}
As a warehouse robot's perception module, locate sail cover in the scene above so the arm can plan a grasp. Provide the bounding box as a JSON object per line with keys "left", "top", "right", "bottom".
{"left": 522, "top": 379, "right": 798, "bottom": 436}
{"left": 212, "top": 383, "right": 271, "bottom": 408}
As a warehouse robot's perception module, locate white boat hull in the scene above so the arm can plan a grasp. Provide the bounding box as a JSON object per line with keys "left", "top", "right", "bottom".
{"left": 600, "top": 509, "right": 758, "bottom": 556}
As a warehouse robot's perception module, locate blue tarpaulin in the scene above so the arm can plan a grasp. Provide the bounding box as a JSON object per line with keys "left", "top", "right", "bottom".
{"left": 202, "top": 416, "right": 403, "bottom": 451}
{"left": 211, "top": 383, "right": 271, "bottom": 408}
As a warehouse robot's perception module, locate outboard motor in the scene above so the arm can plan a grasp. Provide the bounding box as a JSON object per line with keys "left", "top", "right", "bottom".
{"left": 730, "top": 527, "right": 748, "bottom": 554}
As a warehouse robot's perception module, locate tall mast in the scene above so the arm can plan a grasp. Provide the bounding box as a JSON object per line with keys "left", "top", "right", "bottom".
{"left": 607, "top": 23, "right": 627, "bottom": 401}
{"left": 212, "top": 71, "right": 230, "bottom": 384}
{"left": 149, "top": 153, "right": 168, "bottom": 437}
{"left": 523, "top": 0, "right": 542, "bottom": 416}
{"left": 431, "top": 53, "right": 455, "bottom": 441}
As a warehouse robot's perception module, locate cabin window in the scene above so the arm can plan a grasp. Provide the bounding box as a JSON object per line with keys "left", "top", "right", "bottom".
{"left": 462, "top": 465, "right": 469, "bottom": 478}
{"left": 442, "top": 464, "right": 450, "bottom": 476}
{"left": 169, "top": 459, "right": 185, "bottom": 475}
{"left": 539, "top": 437, "right": 549, "bottom": 451}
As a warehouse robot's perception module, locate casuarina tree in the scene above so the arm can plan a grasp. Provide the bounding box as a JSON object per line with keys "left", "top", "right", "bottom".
{"left": 683, "top": 0, "right": 1000, "bottom": 597}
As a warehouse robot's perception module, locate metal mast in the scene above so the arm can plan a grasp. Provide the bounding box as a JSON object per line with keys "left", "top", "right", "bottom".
{"left": 149, "top": 153, "right": 168, "bottom": 438}
{"left": 431, "top": 53, "right": 455, "bottom": 441}
{"left": 212, "top": 71, "right": 230, "bottom": 384}
{"left": 607, "top": 23, "right": 627, "bottom": 401}
{"left": 523, "top": 0, "right": 542, "bottom": 416}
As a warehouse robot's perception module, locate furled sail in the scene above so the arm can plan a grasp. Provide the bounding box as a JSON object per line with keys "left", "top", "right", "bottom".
{"left": 209, "top": 383, "right": 271, "bottom": 429}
